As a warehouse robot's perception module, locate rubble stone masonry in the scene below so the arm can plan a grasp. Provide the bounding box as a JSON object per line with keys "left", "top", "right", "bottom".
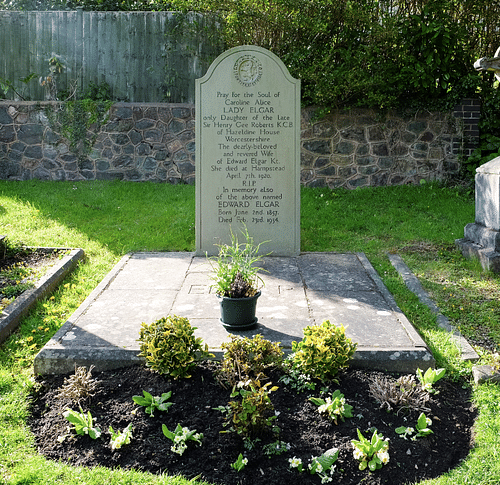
{"left": 0, "top": 100, "right": 476, "bottom": 188}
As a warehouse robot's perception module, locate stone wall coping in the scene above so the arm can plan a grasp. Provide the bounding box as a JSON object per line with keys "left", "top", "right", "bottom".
{"left": 0, "top": 100, "right": 194, "bottom": 108}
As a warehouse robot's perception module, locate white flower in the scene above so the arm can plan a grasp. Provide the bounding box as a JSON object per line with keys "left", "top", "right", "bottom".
{"left": 353, "top": 448, "right": 364, "bottom": 460}
{"left": 377, "top": 450, "right": 390, "bottom": 465}
{"left": 172, "top": 441, "right": 187, "bottom": 455}
{"left": 309, "top": 458, "right": 324, "bottom": 473}
{"left": 426, "top": 417, "right": 432, "bottom": 426}
{"left": 242, "top": 458, "right": 248, "bottom": 465}
{"left": 289, "top": 457, "right": 302, "bottom": 469}
{"left": 321, "top": 476, "right": 332, "bottom": 484}
{"left": 237, "top": 379, "right": 252, "bottom": 388}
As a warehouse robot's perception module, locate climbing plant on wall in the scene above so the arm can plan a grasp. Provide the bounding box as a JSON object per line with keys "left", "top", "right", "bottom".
{"left": 46, "top": 81, "right": 114, "bottom": 162}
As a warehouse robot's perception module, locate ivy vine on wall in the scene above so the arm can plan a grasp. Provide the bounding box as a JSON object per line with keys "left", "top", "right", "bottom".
{"left": 46, "top": 82, "right": 114, "bottom": 162}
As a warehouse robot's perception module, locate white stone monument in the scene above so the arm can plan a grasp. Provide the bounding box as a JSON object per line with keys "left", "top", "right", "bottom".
{"left": 456, "top": 156, "right": 500, "bottom": 272}
{"left": 195, "top": 46, "right": 300, "bottom": 256}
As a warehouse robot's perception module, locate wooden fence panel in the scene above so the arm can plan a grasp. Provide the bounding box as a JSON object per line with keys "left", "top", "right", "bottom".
{"left": 0, "top": 10, "right": 221, "bottom": 102}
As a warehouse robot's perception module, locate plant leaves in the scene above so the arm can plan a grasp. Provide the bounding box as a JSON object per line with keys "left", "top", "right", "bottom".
{"left": 308, "top": 397, "right": 325, "bottom": 406}
{"left": 89, "top": 427, "right": 102, "bottom": 440}
{"left": 162, "top": 424, "right": 175, "bottom": 441}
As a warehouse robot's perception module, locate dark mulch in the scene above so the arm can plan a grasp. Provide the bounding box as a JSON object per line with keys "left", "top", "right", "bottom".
{"left": 29, "top": 363, "right": 476, "bottom": 485}
{"left": 0, "top": 246, "right": 55, "bottom": 271}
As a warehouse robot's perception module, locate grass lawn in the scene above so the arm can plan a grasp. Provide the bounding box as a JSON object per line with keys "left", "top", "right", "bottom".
{"left": 0, "top": 179, "right": 499, "bottom": 485}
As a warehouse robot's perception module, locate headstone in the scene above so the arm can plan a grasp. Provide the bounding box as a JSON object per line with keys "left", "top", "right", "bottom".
{"left": 456, "top": 156, "right": 500, "bottom": 272}
{"left": 195, "top": 46, "right": 300, "bottom": 256}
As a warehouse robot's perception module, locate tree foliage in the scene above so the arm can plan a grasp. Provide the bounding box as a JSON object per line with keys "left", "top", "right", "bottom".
{"left": 2, "top": 0, "right": 499, "bottom": 115}
{"left": 165, "top": 0, "right": 500, "bottom": 113}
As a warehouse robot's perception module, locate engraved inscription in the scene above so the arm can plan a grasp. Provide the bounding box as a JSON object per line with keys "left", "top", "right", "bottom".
{"left": 205, "top": 88, "right": 292, "bottom": 227}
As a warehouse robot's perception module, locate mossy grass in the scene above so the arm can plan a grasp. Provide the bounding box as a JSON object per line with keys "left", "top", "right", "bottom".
{"left": 0, "top": 179, "right": 499, "bottom": 484}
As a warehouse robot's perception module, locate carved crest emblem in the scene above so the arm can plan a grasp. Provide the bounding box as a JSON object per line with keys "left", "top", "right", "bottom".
{"left": 233, "top": 55, "right": 262, "bottom": 86}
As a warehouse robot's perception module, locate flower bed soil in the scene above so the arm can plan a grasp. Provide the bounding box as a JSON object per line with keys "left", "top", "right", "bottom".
{"left": 29, "top": 363, "right": 475, "bottom": 485}
{"left": 0, "top": 247, "right": 60, "bottom": 296}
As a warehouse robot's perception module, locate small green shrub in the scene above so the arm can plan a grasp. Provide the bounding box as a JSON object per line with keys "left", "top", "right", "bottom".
{"left": 290, "top": 320, "right": 357, "bottom": 382}
{"left": 309, "top": 389, "right": 353, "bottom": 425}
{"left": 63, "top": 407, "right": 101, "bottom": 439}
{"left": 217, "top": 334, "right": 283, "bottom": 388}
{"left": 162, "top": 423, "right": 203, "bottom": 455}
{"left": 227, "top": 379, "right": 278, "bottom": 439}
{"left": 138, "top": 315, "right": 213, "bottom": 379}
{"left": 109, "top": 423, "right": 133, "bottom": 450}
{"left": 416, "top": 367, "right": 446, "bottom": 394}
{"left": 351, "top": 428, "right": 390, "bottom": 471}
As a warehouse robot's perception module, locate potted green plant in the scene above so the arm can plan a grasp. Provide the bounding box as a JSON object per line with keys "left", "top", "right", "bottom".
{"left": 208, "top": 227, "right": 267, "bottom": 330}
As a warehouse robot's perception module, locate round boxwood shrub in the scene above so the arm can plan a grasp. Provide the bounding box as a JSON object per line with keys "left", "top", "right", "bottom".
{"left": 217, "top": 334, "right": 283, "bottom": 388}
{"left": 290, "top": 320, "right": 357, "bottom": 382}
{"left": 138, "top": 315, "right": 213, "bottom": 379}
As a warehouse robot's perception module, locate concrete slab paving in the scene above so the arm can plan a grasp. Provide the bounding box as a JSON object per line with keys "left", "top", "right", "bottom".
{"left": 34, "top": 252, "right": 436, "bottom": 375}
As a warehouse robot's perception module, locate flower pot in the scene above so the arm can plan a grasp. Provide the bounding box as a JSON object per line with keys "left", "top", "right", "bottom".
{"left": 218, "top": 291, "right": 261, "bottom": 330}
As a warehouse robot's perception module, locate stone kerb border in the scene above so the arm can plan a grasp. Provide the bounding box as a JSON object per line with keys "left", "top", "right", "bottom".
{"left": 1, "top": 101, "right": 470, "bottom": 188}
{"left": 0, "top": 248, "right": 84, "bottom": 345}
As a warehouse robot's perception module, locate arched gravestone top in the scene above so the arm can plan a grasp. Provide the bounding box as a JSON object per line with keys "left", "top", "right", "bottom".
{"left": 195, "top": 45, "right": 300, "bottom": 256}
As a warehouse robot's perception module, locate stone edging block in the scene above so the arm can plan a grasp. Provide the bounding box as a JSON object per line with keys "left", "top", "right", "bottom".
{"left": 0, "top": 248, "right": 85, "bottom": 344}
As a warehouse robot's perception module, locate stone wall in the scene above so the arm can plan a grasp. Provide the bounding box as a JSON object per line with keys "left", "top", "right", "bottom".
{"left": 301, "top": 105, "right": 465, "bottom": 189}
{"left": 0, "top": 100, "right": 473, "bottom": 188}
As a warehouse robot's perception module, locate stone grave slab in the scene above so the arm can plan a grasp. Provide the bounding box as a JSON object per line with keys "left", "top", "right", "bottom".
{"left": 34, "top": 252, "right": 435, "bottom": 375}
